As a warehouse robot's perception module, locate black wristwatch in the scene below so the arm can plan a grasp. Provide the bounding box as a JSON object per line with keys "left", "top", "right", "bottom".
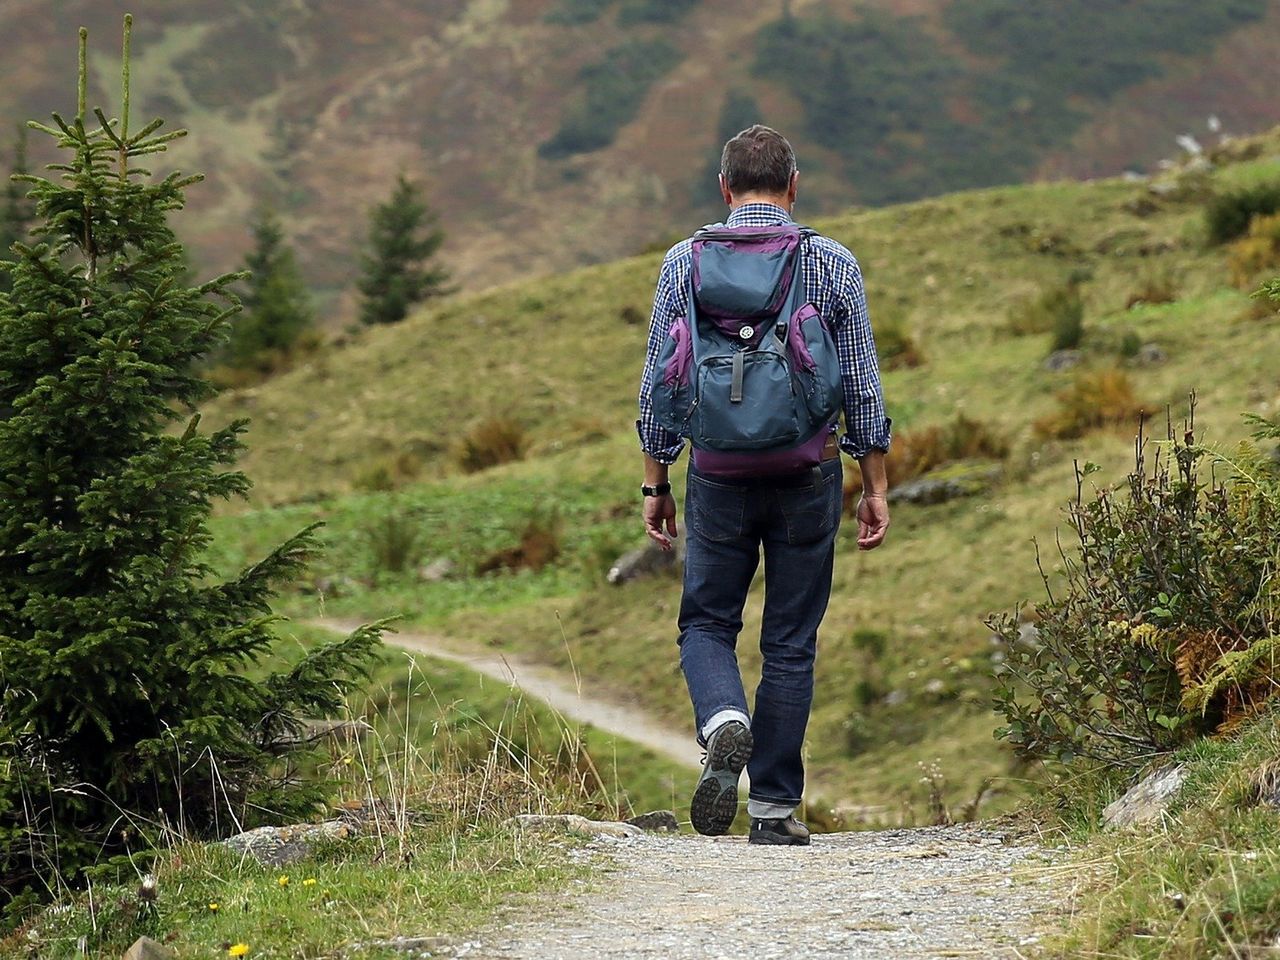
{"left": 641, "top": 482, "right": 671, "bottom": 498}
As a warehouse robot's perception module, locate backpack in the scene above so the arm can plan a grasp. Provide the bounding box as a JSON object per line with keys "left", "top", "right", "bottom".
{"left": 648, "top": 223, "right": 842, "bottom": 477}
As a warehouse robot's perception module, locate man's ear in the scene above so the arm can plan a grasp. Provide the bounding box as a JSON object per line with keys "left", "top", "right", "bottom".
{"left": 787, "top": 169, "right": 799, "bottom": 205}
{"left": 719, "top": 174, "right": 733, "bottom": 207}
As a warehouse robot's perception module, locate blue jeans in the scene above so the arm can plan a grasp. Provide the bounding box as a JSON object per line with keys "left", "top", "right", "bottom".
{"left": 678, "top": 458, "right": 842, "bottom": 810}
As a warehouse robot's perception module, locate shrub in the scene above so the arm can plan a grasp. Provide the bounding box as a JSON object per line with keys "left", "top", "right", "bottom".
{"left": 365, "top": 510, "right": 423, "bottom": 575}
{"left": 1124, "top": 266, "right": 1178, "bottom": 309}
{"left": 991, "top": 408, "right": 1280, "bottom": 766}
{"left": 1226, "top": 213, "right": 1280, "bottom": 288}
{"left": 1048, "top": 289, "right": 1085, "bottom": 352}
{"left": 1116, "top": 330, "right": 1146, "bottom": 360}
{"left": 875, "top": 321, "right": 925, "bottom": 369}
{"left": 1008, "top": 281, "right": 1084, "bottom": 339}
{"left": 1205, "top": 180, "right": 1280, "bottom": 245}
{"left": 456, "top": 417, "right": 528, "bottom": 473}
{"left": 477, "top": 514, "right": 562, "bottom": 575}
{"left": 844, "top": 412, "right": 1009, "bottom": 504}
{"left": 1033, "top": 368, "right": 1149, "bottom": 440}
{"left": 353, "top": 449, "right": 425, "bottom": 493}
{"left": 618, "top": 304, "right": 646, "bottom": 325}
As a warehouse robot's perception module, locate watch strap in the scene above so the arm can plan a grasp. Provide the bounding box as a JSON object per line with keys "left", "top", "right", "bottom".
{"left": 641, "top": 482, "right": 671, "bottom": 497}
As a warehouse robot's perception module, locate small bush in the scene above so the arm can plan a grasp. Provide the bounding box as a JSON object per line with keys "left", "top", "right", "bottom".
{"left": 844, "top": 412, "right": 1009, "bottom": 505}
{"left": 876, "top": 321, "right": 926, "bottom": 369}
{"left": 456, "top": 417, "right": 529, "bottom": 473}
{"left": 1125, "top": 266, "right": 1179, "bottom": 309}
{"left": 477, "top": 514, "right": 562, "bottom": 575}
{"left": 1117, "top": 329, "right": 1143, "bottom": 360}
{"left": 365, "top": 510, "right": 423, "bottom": 575}
{"left": 1048, "top": 289, "right": 1085, "bottom": 352}
{"left": 1205, "top": 180, "right": 1280, "bottom": 245}
{"left": 353, "top": 450, "right": 425, "bottom": 493}
{"left": 1033, "top": 368, "right": 1148, "bottom": 440}
{"left": 991, "top": 408, "right": 1280, "bottom": 766}
{"left": 1226, "top": 213, "right": 1280, "bottom": 288}
{"left": 1008, "top": 281, "right": 1084, "bottom": 338}
{"left": 618, "top": 304, "right": 646, "bottom": 325}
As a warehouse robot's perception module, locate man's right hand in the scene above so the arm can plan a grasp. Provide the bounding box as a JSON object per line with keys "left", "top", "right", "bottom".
{"left": 644, "top": 493, "right": 679, "bottom": 550}
{"left": 856, "top": 494, "right": 890, "bottom": 551}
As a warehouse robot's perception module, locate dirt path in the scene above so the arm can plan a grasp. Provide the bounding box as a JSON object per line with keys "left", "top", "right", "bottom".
{"left": 468, "top": 824, "right": 1060, "bottom": 959}
{"left": 314, "top": 620, "right": 1062, "bottom": 956}
{"left": 310, "top": 618, "right": 700, "bottom": 770}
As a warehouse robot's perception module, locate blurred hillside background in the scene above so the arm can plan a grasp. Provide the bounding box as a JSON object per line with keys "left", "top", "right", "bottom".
{"left": 3, "top": 0, "right": 1279, "bottom": 320}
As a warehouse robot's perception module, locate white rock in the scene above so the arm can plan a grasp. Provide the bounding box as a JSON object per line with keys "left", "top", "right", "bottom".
{"left": 1103, "top": 764, "right": 1187, "bottom": 828}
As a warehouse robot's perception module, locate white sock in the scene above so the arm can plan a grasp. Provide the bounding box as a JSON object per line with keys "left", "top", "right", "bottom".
{"left": 747, "top": 799, "right": 796, "bottom": 820}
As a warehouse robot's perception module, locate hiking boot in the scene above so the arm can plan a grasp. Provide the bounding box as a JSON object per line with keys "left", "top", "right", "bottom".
{"left": 689, "top": 721, "right": 753, "bottom": 836}
{"left": 748, "top": 814, "right": 811, "bottom": 846}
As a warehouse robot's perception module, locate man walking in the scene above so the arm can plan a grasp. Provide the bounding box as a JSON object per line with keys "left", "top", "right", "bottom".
{"left": 636, "top": 125, "right": 891, "bottom": 845}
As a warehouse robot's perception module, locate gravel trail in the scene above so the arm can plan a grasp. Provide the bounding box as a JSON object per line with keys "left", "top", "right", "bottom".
{"left": 472, "top": 824, "right": 1059, "bottom": 960}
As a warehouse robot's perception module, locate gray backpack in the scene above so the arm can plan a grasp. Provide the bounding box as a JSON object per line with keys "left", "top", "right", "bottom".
{"left": 648, "top": 224, "right": 842, "bottom": 476}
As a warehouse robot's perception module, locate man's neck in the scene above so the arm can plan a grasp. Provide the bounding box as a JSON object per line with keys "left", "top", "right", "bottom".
{"left": 728, "top": 193, "right": 792, "bottom": 213}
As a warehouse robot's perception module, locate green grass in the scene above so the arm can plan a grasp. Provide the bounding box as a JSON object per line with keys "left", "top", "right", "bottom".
{"left": 204, "top": 132, "right": 1280, "bottom": 824}
{"left": 4, "top": 823, "right": 580, "bottom": 959}
{"left": 1037, "top": 710, "right": 1280, "bottom": 958}
{"left": 315, "top": 623, "right": 694, "bottom": 819}
{"left": 3, "top": 621, "right": 691, "bottom": 957}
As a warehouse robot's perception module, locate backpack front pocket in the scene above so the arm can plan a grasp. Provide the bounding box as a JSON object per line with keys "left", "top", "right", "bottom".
{"left": 693, "top": 351, "right": 801, "bottom": 450}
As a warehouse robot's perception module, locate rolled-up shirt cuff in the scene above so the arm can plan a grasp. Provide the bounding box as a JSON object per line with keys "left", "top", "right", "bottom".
{"left": 636, "top": 419, "right": 685, "bottom": 465}
{"left": 839, "top": 418, "right": 892, "bottom": 459}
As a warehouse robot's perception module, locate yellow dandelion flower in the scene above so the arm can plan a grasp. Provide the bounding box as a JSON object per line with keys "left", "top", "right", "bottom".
{"left": 208, "top": 902, "right": 220, "bottom": 912}
{"left": 277, "top": 875, "right": 290, "bottom": 887}
{"left": 302, "top": 878, "right": 317, "bottom": 887}
{"left": 228, "top": 945, "right": 249, "bottom": 958}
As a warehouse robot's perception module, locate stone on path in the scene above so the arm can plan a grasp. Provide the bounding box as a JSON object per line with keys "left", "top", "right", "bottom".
{"left": 1103, "top": 764, "right": 1188, "bottom": 828}
{"left": 122, "top": 937, "right": 174, "bottom": 960}
{"left": 513, "top": 814, "right": 642, "bottom": 839}
{"left": 625, "top": 810, "right": 680, "bottom": 833}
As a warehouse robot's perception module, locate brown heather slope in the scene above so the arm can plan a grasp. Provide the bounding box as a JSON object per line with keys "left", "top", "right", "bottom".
{"left": 2, "top": 0, "right": 1279, "bottom": 321}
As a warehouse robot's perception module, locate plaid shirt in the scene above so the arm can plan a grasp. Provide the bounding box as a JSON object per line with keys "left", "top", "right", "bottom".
{"left": 636, "top": 202, "right": 892, "bottom": 464}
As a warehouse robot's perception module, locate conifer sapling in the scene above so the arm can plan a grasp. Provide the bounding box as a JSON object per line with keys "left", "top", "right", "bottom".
{"left": 357, "top": 173, "right": 450, "bottom": 325}
{"left": 0, "top": 19, "right": 383, "bottom": 909}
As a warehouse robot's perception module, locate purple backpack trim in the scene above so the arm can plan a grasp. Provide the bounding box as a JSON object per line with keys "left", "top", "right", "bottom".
{"left": 692, "top": 424, "right": 836, "bottom": 478}
{"left": 788, "top": 303, "right": 822, "bottom": 372}
{"left": 662, "top": 316, "right": 692, "bottom": 386}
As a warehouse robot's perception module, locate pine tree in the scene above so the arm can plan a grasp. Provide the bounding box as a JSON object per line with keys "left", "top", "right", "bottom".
{"left": 357, "top": 173, "right": 450, "bottom": 325}
{"left": 0, "top": 124, "right": 32, "bottom": 295}
{"left": 0, "top": 20, "right": 382, "bottom": 908}
{"left": 225, "top": 207, "right": 313, "bottom": 370}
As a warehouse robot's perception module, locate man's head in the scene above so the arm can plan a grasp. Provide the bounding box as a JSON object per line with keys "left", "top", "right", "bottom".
{"left": 718, "top": 124, "right": 798, "bottom": 211}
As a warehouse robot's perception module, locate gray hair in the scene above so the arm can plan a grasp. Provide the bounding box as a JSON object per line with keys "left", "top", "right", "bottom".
{"left": 719, "top": 125, "right": 797, "bottom": 195}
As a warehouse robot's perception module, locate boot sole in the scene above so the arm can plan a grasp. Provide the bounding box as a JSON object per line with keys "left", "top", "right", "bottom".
{"left": 690, "top": 723, "right": 753, "bottom": 836}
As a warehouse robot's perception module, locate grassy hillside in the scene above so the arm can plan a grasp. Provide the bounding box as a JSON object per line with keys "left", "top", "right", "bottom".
{"left": 3, "top": 1, "right": 1280, "bottom": 306}
{"left": 206, "top": 130, "right": 1280, "bottom": 820}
